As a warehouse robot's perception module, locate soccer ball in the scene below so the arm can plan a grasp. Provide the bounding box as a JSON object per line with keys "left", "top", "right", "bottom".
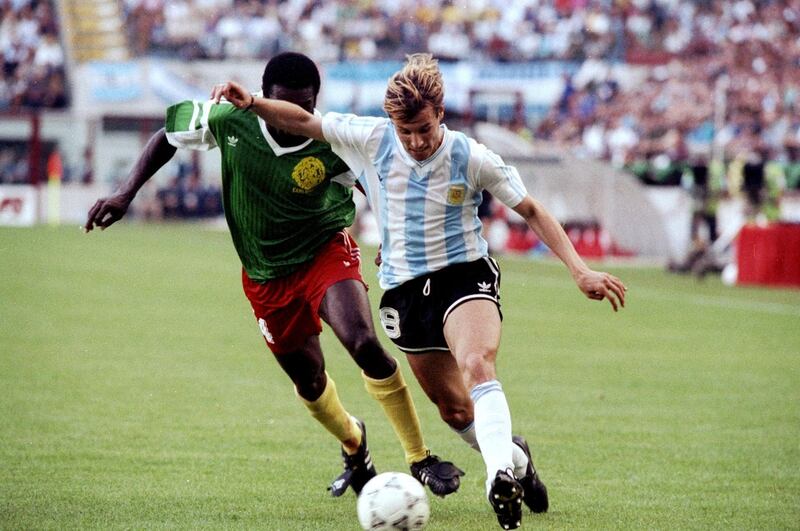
{"left": 357, "top": 472, "right": 430, "bottom": 531}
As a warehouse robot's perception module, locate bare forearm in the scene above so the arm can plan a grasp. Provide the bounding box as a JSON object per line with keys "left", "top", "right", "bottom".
{"left": 512, "top": 196, "right": 627, "bottom": 310}
{"left": 211, "top": 80, "right": 324, "bottom": 140}
{"left": 249, "top": 98, "right": 324, "bottom": 141}
{"left": 118, "top": 128, "right": 176, "bottom": 199}
{"left": 530, "top": 212, "right": 588, "bottom": 277}
{"left": 515, "top": 197, "right": 589, "bottom": 278}
{"left": 85, "top": 128, "right": 175, "bottom": 231}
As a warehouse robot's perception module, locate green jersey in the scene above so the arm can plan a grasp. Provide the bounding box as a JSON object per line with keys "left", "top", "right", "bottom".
{"left": 165, "top": 99, "right": 356, "bottom": 281}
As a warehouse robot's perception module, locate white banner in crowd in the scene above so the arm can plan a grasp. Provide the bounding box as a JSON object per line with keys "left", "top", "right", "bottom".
{"left": 0, "top": 184, "right": 113, "bottom": 226}
{"left": 74, "top": 59, "right": 581, "bottom": 119}
{"left": 0, "top": 185, "right": 37, "bottom": 226}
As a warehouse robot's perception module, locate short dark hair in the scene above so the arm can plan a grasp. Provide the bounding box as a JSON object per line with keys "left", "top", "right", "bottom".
{"left": 262, "top": 52, "right": 321, "bottom": 96}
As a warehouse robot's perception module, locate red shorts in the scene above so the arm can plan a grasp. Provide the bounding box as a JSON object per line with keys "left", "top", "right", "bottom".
{"left": 242, "top": 231, "right": 365, "bottom": 355}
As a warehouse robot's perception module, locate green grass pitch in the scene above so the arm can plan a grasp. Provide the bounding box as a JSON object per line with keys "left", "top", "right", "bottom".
{"left": 1, "top": 224, "right": 799, "bottom": 530}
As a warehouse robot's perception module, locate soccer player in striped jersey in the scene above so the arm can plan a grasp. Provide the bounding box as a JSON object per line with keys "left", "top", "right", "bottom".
{"left": 213, "top": 53, "right": 627, "bottom": 530}
{"left": 84, "top": 52, "right": 464, "bottom": 500}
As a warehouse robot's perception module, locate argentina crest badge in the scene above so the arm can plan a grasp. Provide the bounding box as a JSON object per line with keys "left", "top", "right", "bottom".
{"left": 446, "top": 184, "right": 466, "bottom": 205}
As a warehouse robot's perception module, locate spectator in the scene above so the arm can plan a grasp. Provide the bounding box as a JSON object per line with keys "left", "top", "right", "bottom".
{"left": 0, "top": 0, "right": 67, "bottom": 110}
{"left": 154, "top": 171, "right": 223, "bottom": 220}
{"left": 742, "top": 148, "right": 768, "bottom": 219}
{"left": 688, "top": 157, "right": 719, "bottom": 244}
{"left": 32, "top": 31, "right": 61, "bottom": 67}
{"left": 0, "top": 144, "right": 29, "bottom": 184}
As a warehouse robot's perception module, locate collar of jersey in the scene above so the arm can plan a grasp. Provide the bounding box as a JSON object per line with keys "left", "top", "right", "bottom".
{"left": 394, "top": 124, "right": 450, "bottom": 169}
{"left": 255, "top": 97, "right": 321, "bottom": 156}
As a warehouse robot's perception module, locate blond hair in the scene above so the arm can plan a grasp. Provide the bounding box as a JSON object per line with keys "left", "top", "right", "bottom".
{"left": 383, "top": 53, "right": 444, "bottom": 122}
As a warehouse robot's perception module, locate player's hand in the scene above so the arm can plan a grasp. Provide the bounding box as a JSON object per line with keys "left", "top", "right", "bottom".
{"left": 211, "top": 81, "right": 253, "bottom": 110}
{"left": 84, "top": 193, "right": 132, "bottom": 232}
{"left": 374, "top": 244, "right": 382, "bottom": 266}
{"left": 574, "top": 269, "right": 627, "bottom": 312}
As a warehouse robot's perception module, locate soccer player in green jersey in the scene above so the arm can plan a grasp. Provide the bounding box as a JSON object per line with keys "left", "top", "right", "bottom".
{"left": 84, "top": 52, "right": 463, "bottom": 499}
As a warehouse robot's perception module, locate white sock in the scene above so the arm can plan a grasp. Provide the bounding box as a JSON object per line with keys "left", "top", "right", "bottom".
{"left": 512, "top": 443, "right": 529, "bottom": 479}
{"left": 470, "top": 380, "right": 515, "bottom": 494}
{"left": 454, "top": 421, "right": 481, "bottom": 451}
{"left": 455, "top": 421, "right": 529, "bottom": 478}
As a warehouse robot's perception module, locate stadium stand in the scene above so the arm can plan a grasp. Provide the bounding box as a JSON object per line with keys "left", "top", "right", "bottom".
{"left": 116, "top": 1, "right": 799, "bottom": 196}
{"left": 61, "top": 0, "right": 128, "bottom": 62}
{"left": 3, "top": 0, "right": 799, "bottom": 268}
{"left": 535, "top": 8, "right": 800, "bottom": 184}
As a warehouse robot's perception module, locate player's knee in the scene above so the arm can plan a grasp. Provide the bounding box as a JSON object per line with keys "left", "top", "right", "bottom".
{"left": 349, "top": 333, "right": 383, "bottom": 362}
{"left": 339, "top": 321, "right": 373, "bottom": 354}
{"left": 350, "top": 334, "right": 396, "bottom": 378}
{"left": 460, "top": 348, "right": 497, "bottom": 386}
{"left": 438, "top": 403, "right": 472, "bottom": 430}
{"left": 295, "top": 367, "right": 327, "bottom": 402}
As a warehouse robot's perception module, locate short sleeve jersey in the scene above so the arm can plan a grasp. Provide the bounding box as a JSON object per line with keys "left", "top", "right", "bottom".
{"left": 165, "top": 99, "right": 357, "bottom": 281}
{"left": 321, "top": 113, "right": 528, "bottom": 289}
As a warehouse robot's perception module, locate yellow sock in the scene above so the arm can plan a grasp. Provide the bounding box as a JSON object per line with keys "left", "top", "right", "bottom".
{"left": 297, "top": 373, "right": 361, "bottom": 452}
{"left": 362, "top": 365, "right": 429, "bottom": 464}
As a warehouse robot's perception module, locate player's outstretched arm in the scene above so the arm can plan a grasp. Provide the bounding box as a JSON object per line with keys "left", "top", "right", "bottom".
{"left": 211, "top": 81, "right": 325, "bottom": 142}
{"left": 84, "top": 128, "right": 177, "bottom": 232}
{"left": 512, "top": 195, "right": 627, "bottom": 311}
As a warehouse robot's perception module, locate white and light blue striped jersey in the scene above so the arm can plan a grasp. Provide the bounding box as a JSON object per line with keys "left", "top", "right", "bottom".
{"left": 321, "top": 112, "right": 528, "bottom": 289}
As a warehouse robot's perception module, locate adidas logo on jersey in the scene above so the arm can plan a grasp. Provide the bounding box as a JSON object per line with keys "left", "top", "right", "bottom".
{"left": 477, "top": 281, "right": 492, "bottom": 293}
{"left": 227, "top": 135, "right": 239, "bottom": 147}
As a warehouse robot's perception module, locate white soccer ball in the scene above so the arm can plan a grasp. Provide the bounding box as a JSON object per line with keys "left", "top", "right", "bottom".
{"left": 357, "top": 472, "right": 430, "bottom": 531}
{"left": 721, "top": 263, "right": 738, "bottom": 286}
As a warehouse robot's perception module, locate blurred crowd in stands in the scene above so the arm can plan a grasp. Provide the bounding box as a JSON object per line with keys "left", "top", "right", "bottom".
{"left": 123, "top": 160, "right": 224, "bottom": 220}
{"left": 123, "top": 0, "right": 799, "bottom": 66}
{"left": 3, "top": 0, "right": 799, "bottom": 234}
{"left": 121, "top": 0, "right": 800, "bottom": 204}
{"left": 537, "top": 0, "right": 800, "bottom": 176}
{"left": 125, "top": 0, "right": 632, "bottom": 62}
{"left": 534, "top": 0, "right": 800, "bottom": 202}
{"left": 0, "top": 144, "right": 28, "bottom": 183}
{"left": 154, "top": 170, "right": 223, "bottom": 219}
{"left": 0, "top": 0, "right": 67, "bottom": 110}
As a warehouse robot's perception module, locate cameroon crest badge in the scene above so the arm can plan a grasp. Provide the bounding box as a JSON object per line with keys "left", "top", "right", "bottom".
{"left": 292, "top": 156, "right": 325, "bottom": 193}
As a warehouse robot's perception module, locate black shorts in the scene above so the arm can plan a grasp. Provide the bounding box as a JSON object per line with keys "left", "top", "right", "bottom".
{"left": 378, "top": 257, "right": 502, "bottom": 353}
